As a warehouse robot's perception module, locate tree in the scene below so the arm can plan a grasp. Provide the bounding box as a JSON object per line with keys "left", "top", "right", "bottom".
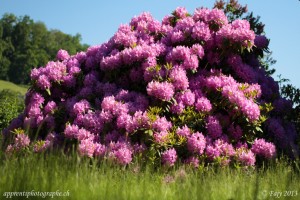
{"left": 0, "top": 13, "right": 88, "bottom": 84}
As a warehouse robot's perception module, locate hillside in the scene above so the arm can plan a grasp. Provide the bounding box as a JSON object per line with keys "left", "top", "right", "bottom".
{"left": 0, "top": 80, "right": 28, "bottom": 95}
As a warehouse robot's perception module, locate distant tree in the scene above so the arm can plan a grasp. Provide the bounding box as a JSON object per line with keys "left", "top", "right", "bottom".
{"left": 0, "top": 13, "right": 89, "bottom": 84}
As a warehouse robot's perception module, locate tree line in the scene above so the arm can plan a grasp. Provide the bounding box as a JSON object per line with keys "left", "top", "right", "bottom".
{"left": 0, "top": 13, "right": 89, "bottom": 85}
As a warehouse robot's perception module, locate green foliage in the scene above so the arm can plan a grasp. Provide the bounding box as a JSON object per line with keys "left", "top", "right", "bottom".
{"left": 0, "top": 152, "right": 299, "bottom": 200}
{"left": 0, "top": 13, "right": 89, "bottom": 84}
{"left": 281, "top": 83, "right": 300, "bottom": 135}
{"left": 214, "top": 0, "right": 248, "bottom": 22}
{"left": 0, "top": 80, "right": 28, "bottom": 95}
{"left": 0, "top": 90, "right": 24, "bottom": 132}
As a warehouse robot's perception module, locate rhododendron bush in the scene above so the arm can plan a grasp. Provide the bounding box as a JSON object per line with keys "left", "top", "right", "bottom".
{"left": 2, "top": 2, "right": 299, "bottom": 168}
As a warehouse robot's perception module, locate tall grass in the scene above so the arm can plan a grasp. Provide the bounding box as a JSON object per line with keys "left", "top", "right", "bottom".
{"left": 0, "top": 150, "right": 299, "bottom": 200}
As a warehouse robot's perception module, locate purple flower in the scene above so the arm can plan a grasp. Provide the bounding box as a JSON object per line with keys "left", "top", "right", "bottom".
{"left": 169, "top": 67, "right": 189, "bottom": 91}
{"left": 193, "top": 8, "right": 210, "bottom": 22}
{"left": 228, "top": 124, "right": 243, "bottom": 140}
{"left": 132, "top": 111, "right": 149, "bottom": 129}
{"left": 170, "top": 101, "right": 185, "bottom": 114}
{"left": 183, "top": 54, "right": 199, "bottom": 71}
{"left": 231, "top": 19, "right": 250, "bottom": 29}
{"left": 192, "top": 22, "right": 211, "bottom": 42}
{"left": 133, "top": 143, "right": 147, "bottom": 154}
{"left": 154, "top": 131, "right": 169, "bottom": 144}
{"left": 254, "top": 35, "right": 269, "bottom": 49}
{"left": 191, "top": 44, "right": 205, "bottom": 59}
{"left": 73, "top": 99, "right": 90, "bottom": 116}
{"left": 273, "top": 98, "right": 293, "bottom": 115}
{"left": 56, "top": 49, "right": 70, "bottom": 61}
{"left": 207, "top": 9, "right": 228, "bottom": 29}
{"left": 5, "top": 145, "right": 14, "bottom": 155}
{"left": 34, "top": 140, "right": 51, "bottom": 153}
{"left": 206, "top": 116, "right": 222, "bottom": 139}
{"left": 14, "top": 133, "right": 30, "bottom": 149}
{"left": 176, "top": 125, "right": 191, "bottom": 137}
{"left": 195, "top": 97, "right": 212, "bottom": 112}
{"left": 152, "top": 116, "right": 172, "bottom": 132}
{"left": 170, "top": 30, "right": 185, "bottom": 44}
{"left": 30, "top": 68, "right": 40, "bottom": 80}
{"left": 206, "top": 145, "right": 221, "bottom": 160}
{"left": 175, "top": 17, "right": 195, "bottom": 33}
{"left": 167, "top": 46, "right": 191, "bottom": 64}
{"left": 62, "top": 75, "right": 76, "bottom": 88}
{"left": 237, "top": 149, "right": 256, "bottom": 166}
{"left": 113, "top": 24, "right": 137, "bottom": 47}
{"left": 64, "top": 124, "right": 79, "bottom": 139}
{"left": 76, "top": 128, "right": 93, "bottom": 141}
{"left": 75, "top": 52, "right": 87, "bottom": 63}
{"left": 78, "top": 139, "right": 95, "bottom": 157}
{"left": 113, "top": 145, "right": 133, "bottom": 165}
{"left": 44, "top": 101, "right": 57, "bottom": 114}
{"left": 162, "top": 148, "right": 177, "bottom": 167}
{"left": 94, "top": 143, "right": 107, "bottom": 157}
{"left": 185, "top": 156, "right": 199, "bottom": 168}
{"left": 187, "top": 132, "right": 206, "bottom": 155}
{"left": 37, "top": 75, "right": 51, "bottom": 90}
{"left": 147, "top": 81, "right": 175, "bottom": 101}
{"left": 83, "top": 72, "right": 98, "bottom": 87}
{"left": 45, "top": 61, "right": 66, "bottom": 82}
{"left": 173, "top": 7, "right": 188, "bottom": 19}
{"left": 180, "top": 90, "right": 196, "bottom": 106}
{"left": 251, "top": 138, "right": 276, "bottom": 159}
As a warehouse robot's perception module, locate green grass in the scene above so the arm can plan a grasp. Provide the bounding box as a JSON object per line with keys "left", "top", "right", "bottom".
{"left": 0, "top": 80, "right": 29, "bottom": 95}
{"left": 0, "top": 151, "right": 299, "bottom": 200}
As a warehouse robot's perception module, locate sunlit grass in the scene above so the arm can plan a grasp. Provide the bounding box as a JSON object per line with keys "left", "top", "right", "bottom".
{"left": 0, "top": 150, "right": 299, "bottom": 200}
{"left": 0, "top": 80, "right": 28, "bottom": 95}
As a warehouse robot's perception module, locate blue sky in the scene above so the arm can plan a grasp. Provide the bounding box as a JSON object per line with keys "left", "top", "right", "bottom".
{"left": 1, "top": 0, "right": 299, "bottom": 88}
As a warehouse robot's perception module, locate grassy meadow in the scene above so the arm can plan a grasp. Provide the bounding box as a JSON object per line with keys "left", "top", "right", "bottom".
{"left": 0, "top": 80, "right": 29, "bottom": 95}
{"left": 0, "top": 149, "right": 299, "bottom": 200}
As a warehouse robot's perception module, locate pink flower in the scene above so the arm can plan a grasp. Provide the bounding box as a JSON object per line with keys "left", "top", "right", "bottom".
{"left": 169, "top": 67, "right": 189, "bottom": 91}
{"left": 152, "top": 116, "right": 172, "bottom": 132}
{"left": 33, "top": 140, "right": 51, "bottom": 153}
{"left": 195, "top": 97, "right": 212, "bottom": 112}
{"left": 174, "top": 7, "right": 188, "bottom": 18}
{"left": 237, "top": 150, "right": 256, "bottom": 166}
{"left": 14, "top": 134, "right": 30, "bottom": 149}
{"left": 64, "top": 124, "right": 79, "bottom": 139}
{"left": 147, "top": 81, "right": 175, "bottom": 101}
{"left": 37, "top": 75, "right": 51, "bottom": 90}
{"left": 187, "top": 132, "right": 206, "bottom": 155}
{"left": 73, "top": 99, "right": 90, "bottom": 116}
{"left": 176, "top": 125, "right": 191, "bottom": 137}
{"left": 185, "top": 156, "right": 199, "bottom": 168}
{"left": 154, "top": 131, "right": 169, "bottom": 144}
{"left": 56, "top": 49, "right": 70, "bottom": 61}
{"left": 251, "top": 138, "right": 276, "bottom": 159}
{"left": 94, "top": 143, "right": 107, "bottom": 157}
{"left": 162, "top": 148, "right": 177, "bottom": 167}
{"left": 44, "top": 101, "right": 57, "bottom": 114}
{"left": 113, "top": 146, "right": 133, "bottom": 165}
{"left": 78, "top": 139, "right": 95, "bottom": 158}
{"left": 206, "top": 116, "right": 222, "bottom": 139}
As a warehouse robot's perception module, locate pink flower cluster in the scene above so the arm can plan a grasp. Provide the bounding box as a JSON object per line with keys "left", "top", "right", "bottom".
{"left": 3, "top": 5, "right": 298, "bottom": 167}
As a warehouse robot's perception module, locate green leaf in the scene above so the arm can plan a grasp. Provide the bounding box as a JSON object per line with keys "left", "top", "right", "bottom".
{"left": 46, "top": 88, "right": 51, "bottom": 95}
{"left": 255, "top": 126, "right": 263, "bottom": 133}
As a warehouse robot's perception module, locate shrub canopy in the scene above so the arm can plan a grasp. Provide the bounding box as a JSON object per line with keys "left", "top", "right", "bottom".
{"left": 3, "top": 3, "right": 299, "bottom": 167}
